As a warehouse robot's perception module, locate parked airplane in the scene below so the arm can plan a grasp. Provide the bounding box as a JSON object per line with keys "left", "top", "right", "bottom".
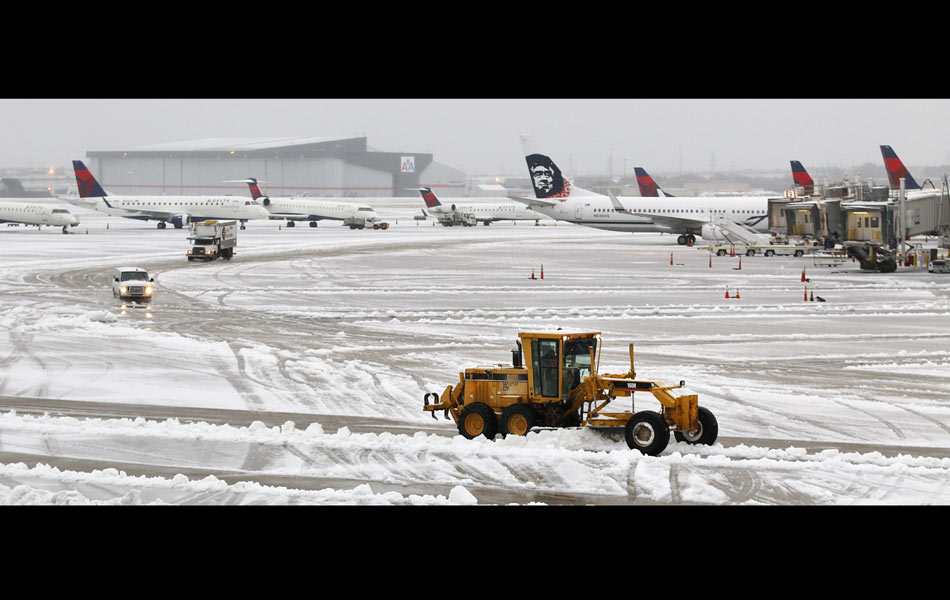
{"left": 0, "top": 199, "right": 79, "bottom": 233}
{"left": 68, "top": 160, "right": 270, "bottom": 229}
{"left": 417, "top": 187, "right": 546, "bottom": 226}
{"left": 880, "top": 145, "right": 939, "bottom": 198}
{"left": 239, "top": 178, "right": 383, "bottom": 229}
{"left": 634, "top": 167, "right": 674, "bottom": 197}
{"left": 513, "top": 136, "right": 769, "bottom": 245}
{"left": 790, "top": 161, "right": 815, "bottom": 195}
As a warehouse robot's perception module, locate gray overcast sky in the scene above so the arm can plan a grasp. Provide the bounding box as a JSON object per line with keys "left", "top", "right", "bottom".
{"left": 2, "top": 99, "right": 949, "bottom": 176}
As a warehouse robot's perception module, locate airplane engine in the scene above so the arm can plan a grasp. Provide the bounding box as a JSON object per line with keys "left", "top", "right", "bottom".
{"left": 700, "top": 223, "right": 727, "bottom": 242}
{"left": 261, "top": 197, "right": 271, "bottom": 206}
{"left": 171, "top": 214, "right": 190, "bottom": 229}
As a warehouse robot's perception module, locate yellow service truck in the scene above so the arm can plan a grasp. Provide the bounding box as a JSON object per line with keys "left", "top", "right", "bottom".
{"left": 423, "top": 331, "right": 718, "bottom": 456}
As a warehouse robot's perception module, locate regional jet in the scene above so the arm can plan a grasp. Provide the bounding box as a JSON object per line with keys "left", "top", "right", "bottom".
{"left": 512, "top": 135, "right": 769, "bottom": 245}
{"left": 238, "top": 178, "right": 383, "bottom": 229}
{"left": 417, "top": 187, "right": 546, "bottom": 226}
{"left": 68, "top": 160, "right": 270, "bottom": 229}
{"left": 0, "top": 199, "right": 79, "bottom": 233}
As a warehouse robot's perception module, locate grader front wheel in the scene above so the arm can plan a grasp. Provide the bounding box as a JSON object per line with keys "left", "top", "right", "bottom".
{"left": 624, "top": 411, "right": 670, "bottom": 456}
{"left": 458, "top": 403, "right": 498, "bottom": 440}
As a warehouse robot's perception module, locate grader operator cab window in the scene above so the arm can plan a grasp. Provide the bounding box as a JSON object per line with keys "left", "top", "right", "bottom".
{"left": 563, "top": 338, "right": 596, "bottom": 396}
{"left": 531, "top": 339, "right": 559, "bottom": 398}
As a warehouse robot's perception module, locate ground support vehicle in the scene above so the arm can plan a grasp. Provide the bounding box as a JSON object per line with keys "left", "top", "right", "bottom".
{"left": 701, "top": 244, "right": 808, "bottom": 257}
{"left": 112, "top": 267, "right": 155, "bottom": 301}
{"left": 187, "top": 220, "right": 237, "bottom": 261}
{"left": 436, "top": 212, "right": 477, "bottom": 227}
{"left": 422, "top": 332, "right": 717, "bottom": 456}
{"left": 842, "top": 241, "right": 897, "bottom": 273}
{"left": 343, "top": 215, "right": 389, "bottom": 230}
{"left": 929, "top": 259, "right": 950, "bottom": 273}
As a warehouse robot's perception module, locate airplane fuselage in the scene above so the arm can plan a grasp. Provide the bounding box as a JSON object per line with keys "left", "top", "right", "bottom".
{"left": 0, "top": 200, "right": 79, "bottom": 227}
{"left": 83, "top": 195, "right": 270, "bottom": 223}
{"left": 527, "top": 194, "right": 770, "bottom": 234}
{"left": 263, "top": 197, "right": 380, "bottom": 222}
{"left": 427, "top": 198, "right": 545, "bottom": 222}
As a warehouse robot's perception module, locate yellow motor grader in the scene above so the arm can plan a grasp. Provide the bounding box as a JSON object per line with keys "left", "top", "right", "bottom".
{"left": 422, "top": 331, "right": 718, "bottom": 456}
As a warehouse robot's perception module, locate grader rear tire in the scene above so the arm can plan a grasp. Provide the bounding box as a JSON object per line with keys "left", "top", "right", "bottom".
{"left": 500, "top": 404, "right": 536, "bottom": 437}
{"left": 674, "top": 406, "right": 719, "bottom": 446}
{"left": 624, "top": 411, "right": 670, "bottom": 456}
{"left": 458, "top": 402, "right": 498, "bottom": 440}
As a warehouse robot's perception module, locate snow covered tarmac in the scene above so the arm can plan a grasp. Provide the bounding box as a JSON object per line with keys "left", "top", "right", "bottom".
{"left": 1, "top": 203, "right": 949, "bottom": 504}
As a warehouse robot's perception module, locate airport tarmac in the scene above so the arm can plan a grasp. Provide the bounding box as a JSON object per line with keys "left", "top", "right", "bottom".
{"left": 0, "top": 205, "right": 948, "bottom": 505}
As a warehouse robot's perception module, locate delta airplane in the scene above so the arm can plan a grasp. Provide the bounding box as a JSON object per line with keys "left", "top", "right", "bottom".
{"left": 0, "top": 198, "right": 79, "bottom": 233}
{"left": 512, "top": 136, "right": 769, "bottom": 245}
{"left": 880, "top": 145, "right": 940, "bottom": 199}
{"left": 417, "top": 187, "right": 546, "bottom": 225}
{"left": 790, "top": 161, "right": 815, "bottom": 195}
{"left": 68, "top": 160, "right": 269, "bottom": 229}
{"left": 634, "top": 167, "right": 674, "bottom": 197}
{"left": 239, "top": 178, "right": 382, "bottom": 228}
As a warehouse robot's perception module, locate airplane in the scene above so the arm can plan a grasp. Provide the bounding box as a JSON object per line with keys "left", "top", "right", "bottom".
{"left": 238, "top": 178, "right": 384, "bottom": 229}
{"left": 513, "top": 135, "right": 769, "bottom": 245}
{"left": 790, "top": 161, "right": 815, "bottom": 195}
{"left": 879, "top": 145, "right": 939, "bottom": 198}
{"left": 417, "top": 187, "right": 546, "bottom": 226}
{"left": 634, "top": 167, "right": 674, "bottom": 197}
{"left": 0, "top": 198, "right": 79, "bottom": 233}
{"left": 68, "top": 160, "right": 270, "bottom": 229}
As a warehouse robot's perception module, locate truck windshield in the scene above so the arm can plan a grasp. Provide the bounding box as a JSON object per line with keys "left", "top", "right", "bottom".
{"left": 120, "top": 272, "right": 149, "bottom": 281}
{"left": 192, "top": 238, "right": 215, "bottom": 244}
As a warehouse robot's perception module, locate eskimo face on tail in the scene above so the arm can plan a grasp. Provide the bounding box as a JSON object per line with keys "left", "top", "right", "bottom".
{"left": 525, "top": 153, "right": 572, "bottom": 200}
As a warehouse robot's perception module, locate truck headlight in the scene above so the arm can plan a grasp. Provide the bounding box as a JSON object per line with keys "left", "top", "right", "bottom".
{"left": 120, "top": 286, "right": 128, "bottom": 294}
{"left": 145, "top": 287, "right": 153, "bottom": 295}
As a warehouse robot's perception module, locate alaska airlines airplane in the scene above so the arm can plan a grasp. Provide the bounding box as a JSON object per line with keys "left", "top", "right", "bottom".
{"left": 513, "top": 136, "right": 769, "bottom": 245}
{"left": 0, "top": 199, "right": 79, "bottom": 233}
{"left": 68, "top": 160, "right": 269, "bottom": 229}
{"left": 417, "top": 187, "right": 546, "bottom": 226}
{"left": 240, "top": 178, "right": 383, "bottom": 228}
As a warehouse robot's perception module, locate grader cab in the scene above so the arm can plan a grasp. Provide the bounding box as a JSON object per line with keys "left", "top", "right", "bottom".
{"left": 422, "top": 331, "right": 718, "bottom": 456}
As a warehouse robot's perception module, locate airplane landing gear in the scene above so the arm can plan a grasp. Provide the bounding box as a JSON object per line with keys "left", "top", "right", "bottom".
{"left": 157, "top": 221, "right": 167, "bottom": 230}
{"left": 309, "top": 221, "right": 318, "bottom": 228}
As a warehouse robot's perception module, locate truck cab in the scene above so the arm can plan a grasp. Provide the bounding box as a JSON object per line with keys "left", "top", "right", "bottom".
{"left": 112, "top": 267, "right": 154, "bottom": 301}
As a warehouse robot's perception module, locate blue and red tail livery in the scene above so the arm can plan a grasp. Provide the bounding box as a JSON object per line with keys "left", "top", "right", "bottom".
{"left": 72, "top": 160, "right": 108, "bottom": 198}
{"left": 418, "top": 187, "right": 441, "bottom": 208}
{"left": 634, "top": 167, "right": 673, "bottom": 197}
{"left": 246, "top": 178, "right": 264, "bottom": 200}
{"left": 790, "top": 161, "right": 814, "bottom": 195}
{"left": 880, "top": 145, "right": 921, "bottom": 190}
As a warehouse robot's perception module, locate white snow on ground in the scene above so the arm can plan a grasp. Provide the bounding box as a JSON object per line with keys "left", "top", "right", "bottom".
{"left": 0, "top": 203, "right": 949, "bottom": 504}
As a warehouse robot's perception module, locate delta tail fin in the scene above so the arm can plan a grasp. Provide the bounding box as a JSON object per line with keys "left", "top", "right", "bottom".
{"left": 72, "top": 160, "right": 108, "bottom": 198}
{"left": 417, "top": 187, "right": 442, "bottom": 209}
{"left": 880, "top": 145, "right": 921, "bottom": 190}
{"left": 790, "top": 161, "right": 815, "bottom": 195}
{"left": 634, "top": 167, "right": 674, "bottom": 197}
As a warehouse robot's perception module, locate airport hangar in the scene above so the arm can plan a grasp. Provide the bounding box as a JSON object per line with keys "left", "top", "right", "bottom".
{"left": 82, "top": 136, "right": 467, "bottom": 198}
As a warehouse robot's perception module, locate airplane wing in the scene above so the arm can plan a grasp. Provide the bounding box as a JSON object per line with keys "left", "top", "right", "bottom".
{"left": 507, "top": 195, "right": 558, "bottom": 208}
{"left": 608, "top": 191, "right": 708, "bottom": 229}
{"left": 265, "top": 211, "right": 312, "bottom": 220}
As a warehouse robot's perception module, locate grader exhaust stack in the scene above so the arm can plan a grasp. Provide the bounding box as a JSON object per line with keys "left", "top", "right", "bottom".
{"left": 423, "top": 331, "right": 718, "bottom": 456}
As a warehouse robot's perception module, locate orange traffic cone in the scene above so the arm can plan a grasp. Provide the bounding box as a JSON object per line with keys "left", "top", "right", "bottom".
{"left": 730, "top": 246, "right": 735, "bottom": 257}
{"left": 670, "top": 252, "right": 674, "bottom": 266}
{"left": 801, "top": 267, "right": 806, "bottom": 282}
{"left": 709, "top": 254, "right": 712, "bottom": 268}
{"left": 735, "top": 288, "right": 740, "bottom": 299}
{"left": 530, "top": 270, "right": 536, "bottom": 280}
{"left": 738, "top": 256, "right": 742, "bottom": 270}
{"left": 725, "top": 289, "right": 730, "bottom": 299}
{"left": 804, "top": 286, "right": 808, "bottom": 301}
{"left": 540, "top": 265, "right": 544, "bottom": 279}
{"left": 810, "top": 291, "right": 814, "bottom": 302}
